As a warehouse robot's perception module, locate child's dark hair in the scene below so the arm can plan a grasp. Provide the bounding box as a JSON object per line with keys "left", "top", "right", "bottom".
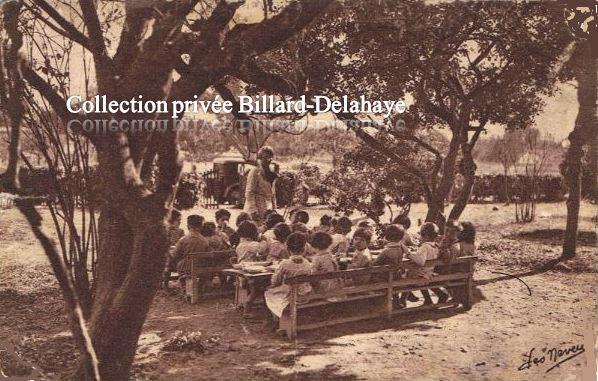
{"left": 273, "top": 222, "right": 292, "bottom": 243}
{"left": 353, "top": 227, "right": 372, "bottom": 243}
{"left": 265, "top": 213, "right": 285, "bottom": 230}
{"left": 237, "top": 220, "right": 258, "bottom": 240}
{"left": 392, "top": 215, "right": 411, "bottom": 230}
{"left": 293, "top": 210, "right": 310, "bottom": 224}
{"left": 235, "top": 212, "right": 252, "bottom": 227}
{"left": 200, "top": 222, "right": 217, "bottom": 237}
{"left": 320, "top": 214, "right": 332, "bottom": 227}
{"left": 357, "top": 221, "right": 371, "bottom": 229}
{"left": 335, "top": 216, "right": 352, "bottom": 234}
{"left": 310, "top": 231, "right": 333, "bottom": 250}
{"left": 215, "top": 209, "right": 231, "bottom": 221}
{"left": 264, "top": 209, "right": 277, "bottom": 220}
{"left": 187, "top": 215, "right": 204, "bottom": 229}
{"left": 459, "top": 221, "right": 476, "bottom": 244}
{"left": 286, "top": 232, "right": 307, "bottom": 255}
{"left": 169, "top": 209, "right": 182, "bottom": 223}
{"left": 291, "top": 222, "right": 309, "bottom": 234}
{"left": 384, "top": 224, "right": 404, "bottom": 242}
{"left": 420, "top": 222, "right": 439, "bottom": 240}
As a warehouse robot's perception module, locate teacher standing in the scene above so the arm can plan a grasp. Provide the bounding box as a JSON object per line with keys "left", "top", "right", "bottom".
{"left": 244, "top": 146, "right": 277, "bottom": 222}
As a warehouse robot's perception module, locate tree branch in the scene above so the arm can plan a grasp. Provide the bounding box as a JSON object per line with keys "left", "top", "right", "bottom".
{"left": 30, "top": 0, "right": 91, "bottom": 50}
{"left": 336, "top": 112, "right": 433, "bottom": 201}
{"left": 470, "top": 40, "right": 496, "bottom": 68}
{"left": 233, "top": 59, "right": 299, "bottom": 95}
{"left": 16, "top": 200, "right": 101, "bottom": 381}
{"left": 113, "top": 6, "right": 154, "bottom": 73}
{"left": 78, "top": 0, "right": 107, "bottom": 57}
{"left": 465, "top": 59, "right": 513, "bottom": 100}
{"left": 223, "top": 0, "right": 333, "bottom": 58}
{"left": 21, "top": 62, "right": 69, "bottom": 121}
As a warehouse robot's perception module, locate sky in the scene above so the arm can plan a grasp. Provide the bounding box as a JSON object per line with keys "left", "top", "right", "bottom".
{"left": 529, "top": 83, "right": 578, "bottom": 141}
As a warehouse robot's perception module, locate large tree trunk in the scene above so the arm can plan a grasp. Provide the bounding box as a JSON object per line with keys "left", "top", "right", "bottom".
{"left": 72, "top": 117, "right": 179, "bottom": 380}
{"left": 562, "top": 40, "right": 597, "bottom": 258}
{"left": 562, "top": 142, "right": 582, "bottom": 257}
{"left": 74, "top": 202, "right": 169, "bottom": 380}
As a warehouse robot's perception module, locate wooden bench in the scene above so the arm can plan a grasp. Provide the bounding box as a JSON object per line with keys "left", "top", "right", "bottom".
{"left": 281, "top": 256, "right": 476, "bottom": 339}
{"left": 181, "top": 249, "right": 236, "bottom": 303}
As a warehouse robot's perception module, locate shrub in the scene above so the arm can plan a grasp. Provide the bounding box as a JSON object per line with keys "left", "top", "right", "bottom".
{"left": 174, "top": 172, "right": 203, "bottom": 210}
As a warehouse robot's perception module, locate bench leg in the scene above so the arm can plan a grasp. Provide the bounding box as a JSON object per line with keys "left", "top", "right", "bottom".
{"left": 464, "top": 276, "right": 473, "bottom": 310}
{"left": 186, "top": 275, "right": 199, "bottom": 304}
{"left": 289, "top": 286, "right": 298, "bottom": 340}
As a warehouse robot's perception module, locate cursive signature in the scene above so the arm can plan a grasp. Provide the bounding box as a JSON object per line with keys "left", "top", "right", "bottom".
{"left": 518, "top": 343, "right": 585, "bottom": 373}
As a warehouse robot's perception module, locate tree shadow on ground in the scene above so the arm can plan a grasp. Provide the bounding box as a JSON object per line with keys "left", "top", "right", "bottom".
{"left": 474, "top": 256, "right": 590, "bottom": 289}
{"left": 508, "top": 228, "right": 596, "bottom": 247}
{"left": 251, "top": 361, "right": 359, "bottom": 381}
{"left": 297, "top": 297, "right": 483, "bottom": 343}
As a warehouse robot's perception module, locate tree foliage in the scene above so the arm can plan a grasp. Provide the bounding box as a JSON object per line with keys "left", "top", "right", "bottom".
{"left": 324, "top": 133, "right": 425, "bottom": 225}
{"left": 252, "top": 0, "right": 572, "bottom": 224}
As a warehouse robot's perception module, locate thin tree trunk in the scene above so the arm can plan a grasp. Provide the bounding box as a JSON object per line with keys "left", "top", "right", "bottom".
{"left": 425, "top": 133, "right": 461, "bottom": 225}
{"left": 0, "top": 2, "right": 23, "bottom": 192}
{"left": 563, "top": 137, "right": 584, "bottom": 257}
{"left": 449, "top": 147, "right": 477, "bottom": 220}
{"left": 503, "top": 167, "right": 510, "bottom": 205}
{"left": 562, "top": 40, "right": 597, "bottom": 258}
{"left": 589, "top": 120, "right": 598, "bottom": 203}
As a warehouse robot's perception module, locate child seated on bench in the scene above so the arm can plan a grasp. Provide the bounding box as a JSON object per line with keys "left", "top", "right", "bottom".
{"left": 267, "top": 222, "right": 291, "bottom": 261}
{"left": 201, "top": 222, "right": 230, "bottom": 251}
{"left": 170, "top": 215, "right": 209, "bottom": 289}
{"left": 167, "top": 209, "right": 185, "bottom": 246}
{"left": 290, "top": 209, "right": 310, "bottom": 225}
{"left": 459, "top": 221, "right": 476, "bottom": 257}
{"left": 347, "top": 227, "right": 372, "bottom": 285}
{"left": 398, "top": 222, "right": 441, "bottom": 306}
{"left": 438, "top": 219, "right": 462, "bottom": 263}
{"left": 229, "top": 212, "right": 252, "bottom": 248}
{"left": 350, "top": 220, "right": 375, "bottom": 243}
{"left": 375, "top": 224, "right": 408, "bottom": 266}
{"left": 235, "top": 220, "right": 269, "bottom": 317}
{"left": 393, "top": 215, "right": 416, "bottom": 246}
{"left": 330, "top": 216, "right": 352, "bottom": 257}
{"left": 215, "top": 209, "right": 235, "bottom": 242}
{"left": 310, "top": 232, "right": 342, "bottom": 295}
{"left": 235, "top": 220, "right": 268, "bottom": 263}
{"left": 314, "top": 214, "right": 333, "bottom": 234}
{"left": 265, "top": 232, "right": 313, "bottom": 326}
{"left": 292, "top": 223, "right": 316, "bottom": 257}
{"left": 162, "top": 209, "right": 185, "bottom": 288}
{"left": 201, "top": 221, "right": 232, "bottom": 288}
{"left": 373, "top": 224, "right": 410, "bottom": 290}
{"left": 262, "top": 212, "right": 285, "bottom": 242}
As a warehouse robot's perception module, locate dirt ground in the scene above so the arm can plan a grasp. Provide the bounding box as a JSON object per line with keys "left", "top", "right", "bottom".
{"left": 1, "top": 202, "right": 597, "bottom": 381}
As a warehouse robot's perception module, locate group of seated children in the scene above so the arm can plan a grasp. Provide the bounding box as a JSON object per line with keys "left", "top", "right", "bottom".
{"left": 164, "top": 207, "right": 477, "bottom": 320}
{"left": 163, "top": 210, "right": 232, "bottom": 289}
{"left": 263, "top": 212, "right": 475, "bottom": 329}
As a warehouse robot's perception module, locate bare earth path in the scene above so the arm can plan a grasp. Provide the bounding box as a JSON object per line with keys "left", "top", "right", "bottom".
{"left": 0, "top": 203, "right": 596, "bottom": 380}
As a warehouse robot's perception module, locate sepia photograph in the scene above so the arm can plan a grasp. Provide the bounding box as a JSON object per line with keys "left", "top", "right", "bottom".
{"left": 0, "top": 0, "right": 597, "bottom": 380}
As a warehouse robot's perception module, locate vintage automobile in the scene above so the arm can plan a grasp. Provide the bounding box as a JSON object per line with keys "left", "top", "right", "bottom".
{"left": 201, "top": 155, "right": 306, "bottom": 208}
{"left": 201, "top": 156, "right": 249, "bottom": 207}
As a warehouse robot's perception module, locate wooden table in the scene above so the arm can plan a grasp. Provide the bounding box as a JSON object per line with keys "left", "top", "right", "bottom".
{"left": 222, "top": 268, "right": 274, "bottom": 307}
